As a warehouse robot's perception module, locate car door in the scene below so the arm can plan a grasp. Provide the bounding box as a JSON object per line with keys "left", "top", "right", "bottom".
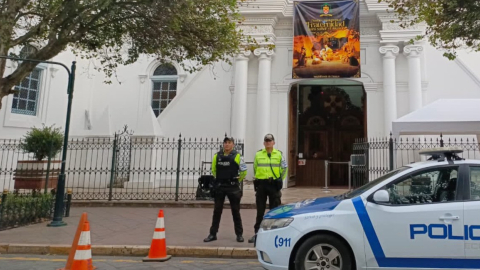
{"left": 363, "top": 165, "right": 465, "bottom": 269}
{"left": 464, "top": 165, "right": 480, "bottom": 259}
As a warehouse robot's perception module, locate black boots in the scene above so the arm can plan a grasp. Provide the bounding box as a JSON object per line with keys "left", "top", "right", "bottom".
{"left": 248, "top": 235, "right": 256, "bottom": 243}
{"left": 236, "top": 235, "right": 244, "bottom": 242}
{"left": 203, "top": 234, "right": 217, "bottom": 242}
{"left": 204, "top": 234, "right": 245, "bottom": 242}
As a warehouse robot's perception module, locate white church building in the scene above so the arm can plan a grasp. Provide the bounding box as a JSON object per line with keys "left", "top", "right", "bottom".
{"left": 2, "top": 0, "right": 480, "bottom": 189}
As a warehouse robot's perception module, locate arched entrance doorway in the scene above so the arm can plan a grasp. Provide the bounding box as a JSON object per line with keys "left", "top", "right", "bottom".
{"left": 288, "top": 79, "right": 366, "bottom": 187}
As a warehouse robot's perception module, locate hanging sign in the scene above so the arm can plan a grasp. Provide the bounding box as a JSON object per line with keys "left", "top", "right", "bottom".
{"left": 292, "top": 0, "right": 361, "bottom": 79}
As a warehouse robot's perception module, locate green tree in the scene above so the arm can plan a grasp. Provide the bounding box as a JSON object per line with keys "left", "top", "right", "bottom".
{"left": 0, "top": 0, "right": 256, "bottom": 110}
{"left": 381, "top": 0, "right": 480, "bottom": 59}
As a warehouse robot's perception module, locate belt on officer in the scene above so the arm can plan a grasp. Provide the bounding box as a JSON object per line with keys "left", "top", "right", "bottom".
{"left": 255, "top": 178, "right": 276, "bottom": 184}
{"left": 218, "top": 178, "right": 239, "bottom": 186}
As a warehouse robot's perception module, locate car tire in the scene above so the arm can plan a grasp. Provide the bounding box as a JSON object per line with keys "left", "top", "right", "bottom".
{"left": 294, "top": 234, "right": 352, "bottom": 270}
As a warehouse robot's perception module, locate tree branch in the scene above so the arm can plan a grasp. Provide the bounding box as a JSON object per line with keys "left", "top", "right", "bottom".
{"left": 11, "top": 22, "right": 46, "bottom": 46}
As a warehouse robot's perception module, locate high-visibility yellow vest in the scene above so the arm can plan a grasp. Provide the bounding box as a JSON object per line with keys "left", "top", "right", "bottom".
{"left": 253, "top": 148, "right": 287, "bottom": 180}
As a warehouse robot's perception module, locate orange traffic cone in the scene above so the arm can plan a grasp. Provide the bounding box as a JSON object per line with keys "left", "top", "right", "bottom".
{"left": 143, "top": 210, "right": 172, "bottom": 262}
{"left": 58, "top": 213, "right": 95, "bottom": 270}
{"left": 71, "top": 220, "right": 95, "bottom": 270}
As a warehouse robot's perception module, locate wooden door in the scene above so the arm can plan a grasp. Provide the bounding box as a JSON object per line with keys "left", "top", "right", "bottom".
{"left": 294, "top": 85, "right": 365, "bottom": 187}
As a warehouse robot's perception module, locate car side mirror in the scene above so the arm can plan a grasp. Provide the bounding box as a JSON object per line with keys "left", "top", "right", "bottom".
{"left": 373, "top": 190, "right": 390, "bottom": 203}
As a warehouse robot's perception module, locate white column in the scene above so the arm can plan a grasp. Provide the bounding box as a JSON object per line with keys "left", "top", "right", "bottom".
{"left": 254, "top": 48, "right": 274, "bottom": 149}
{"left": 403, "top": 45, "right": 424, "bottom": 112}
{"left": 231, "top": 51, "right": 251, "bottom": 141}
{"left": 379, "top": 45, "right": 399, "bottom": 136}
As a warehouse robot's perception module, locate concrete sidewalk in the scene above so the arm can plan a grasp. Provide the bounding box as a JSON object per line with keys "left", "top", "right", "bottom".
{"left": 0, "top": 188, "right": 348, "bottom": 258}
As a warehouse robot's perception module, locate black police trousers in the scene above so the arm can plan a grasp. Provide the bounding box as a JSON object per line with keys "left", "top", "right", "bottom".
{"left": 209, "top": 185, "right": 243, "bottom": 236}
{"left": 254, "top": 181, "right": 282, "bottom": 233}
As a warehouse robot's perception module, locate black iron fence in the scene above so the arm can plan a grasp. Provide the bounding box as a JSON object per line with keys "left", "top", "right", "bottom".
{"left": 0, "top": 132, "right": 245, "bottom": 201}
{"left": 351, "top": 134, "right": 480, "bottom": 188}
{"left": 0, "top": 190, "right": 71, "bottom": 231}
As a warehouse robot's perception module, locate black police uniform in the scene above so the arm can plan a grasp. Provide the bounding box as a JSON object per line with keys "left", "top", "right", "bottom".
{"left": 205, "top": 150, "right": 244, "bottom": 242}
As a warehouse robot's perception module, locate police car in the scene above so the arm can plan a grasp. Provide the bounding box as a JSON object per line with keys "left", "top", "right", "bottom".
{"left": 255, "top": 147, "right": 480, "bottom": 270}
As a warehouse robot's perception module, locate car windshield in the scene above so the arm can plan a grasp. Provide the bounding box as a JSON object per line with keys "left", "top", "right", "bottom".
{"left": 339, "top": 166, "right": 410, "bottom": 199}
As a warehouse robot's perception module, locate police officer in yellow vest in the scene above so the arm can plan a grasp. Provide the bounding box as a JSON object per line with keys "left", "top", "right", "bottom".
{"left": 248, "top": 133, "right": 288, "bottom": 243}
{"left": 204, "top": 136, "right": 247, "bottom": 243}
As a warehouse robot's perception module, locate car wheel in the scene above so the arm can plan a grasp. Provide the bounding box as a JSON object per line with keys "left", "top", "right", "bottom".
{"left": 294, "top": 234, "right": 352, "bottom": 270}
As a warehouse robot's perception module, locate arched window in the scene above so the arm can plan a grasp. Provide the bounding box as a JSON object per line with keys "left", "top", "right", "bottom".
{"left": 151, "top": 63, "right": 177, "bottom": 117}
{"left": 19, "top": 44, "right": 38, "bottom": 59}
{"left": 12, "top": 45, "right": 42, "bottom": 116}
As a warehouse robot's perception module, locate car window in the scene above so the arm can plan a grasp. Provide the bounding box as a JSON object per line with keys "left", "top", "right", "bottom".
{"left": 469, "top": 167, "right": 480, "bottom": 201}
{"left": 343, "top": 167, "right": 409, "bottom": 199}
{"left": 384, "top": 166, "right": 459, "bottom": 205}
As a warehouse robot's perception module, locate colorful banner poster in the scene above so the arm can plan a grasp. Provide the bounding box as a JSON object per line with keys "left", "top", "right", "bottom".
{"left": 292, "top": 0, "right": 360, "bottom": 79}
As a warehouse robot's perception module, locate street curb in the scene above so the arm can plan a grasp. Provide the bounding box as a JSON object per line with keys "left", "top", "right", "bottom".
{"left": 71, "top": 200, "right": 262, "bottom": 209}
{"left": 0, "top": 243, "right": 257, "bottom": 259}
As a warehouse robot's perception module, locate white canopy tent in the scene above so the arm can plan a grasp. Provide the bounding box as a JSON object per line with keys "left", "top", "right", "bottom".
{"left": 392, "top": 99, "right": 480, "bottom": 140}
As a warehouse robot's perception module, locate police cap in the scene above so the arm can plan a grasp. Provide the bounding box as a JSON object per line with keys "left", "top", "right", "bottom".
{"left": 223, "top": 136, "right": 235, "bottom": 143}
{"left": 264, "top": 134, "right": 275, "bottom": 142}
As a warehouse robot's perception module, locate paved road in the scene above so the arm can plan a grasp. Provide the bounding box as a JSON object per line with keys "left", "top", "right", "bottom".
{"left": 0, "top": 254, "right": 265, "bottom": 270}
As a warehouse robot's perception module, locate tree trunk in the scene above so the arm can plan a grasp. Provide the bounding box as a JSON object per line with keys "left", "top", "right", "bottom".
{"left": 0, "top": 81, "right": 16, "bottom": 110}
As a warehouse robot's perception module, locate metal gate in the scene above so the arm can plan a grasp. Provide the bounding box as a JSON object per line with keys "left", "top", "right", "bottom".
{"left": 111, "top": 125, "right": 133, "bottom": 188}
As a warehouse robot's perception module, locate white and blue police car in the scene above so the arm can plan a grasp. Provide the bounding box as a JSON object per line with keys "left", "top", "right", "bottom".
{"left": 255, "top": 147, "right": 480, "bottom": 270}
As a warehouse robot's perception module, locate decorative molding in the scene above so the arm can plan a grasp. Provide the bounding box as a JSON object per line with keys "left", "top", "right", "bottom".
{"left": 360, "top": 27, "right": 381, "bottom": 36}
{"left": 363, "top": 83, "right": 378, "bottom": 92}
{"left": 275, "top": 19, "right": 292, "bottom": 28}
{"left": 229, "top": 83, "right": 289, "bottom": 94}
{"left": 254, "top": 48, "right": 275, "bottom": 58}
{"left": 144, "top": 60, "right": 187, "bottom": 83}
{"left": 377, "top": 14, "right": 400, "bottom": 23}
{"left": 138, "top": 75, "right": 147, "bottom": 84}
{"left": 236, "top": 50, "right": 252, "bottom": 61}
{"left": 366, "top": 81, "right": 429, "bottom": 92}
{"left": 242, "top": 16, "right": 278, "bottom": 26}
{"left": 364, "top": 0, "right": 392, "bottom": 12}
{"left": 361, "top": 72, "right": 375, "bottom": 83}
{"left": 403, "top": 45, "right": 424, "bottom": 58}
{"left": 376, "top": 13, "right": 426, "bottom": 43}
{"left": 273, "top": 84, "right": 290, "bottom": 93}
{"left": 274, "top": 29, "right": 293, "bottom": 37}
{"left": 49, "top": 67, "right": 59, "bottom": 78}
{"left": 238, "top": 24, "right": 274, "bottom": 35}
{"left": 379, "top": 45, "right": 400, "bottom": 58}
{"left": 238, "top": 23, "right": 277, "bottom": 44}
{"left": 178, "top": 74, "right": 187, "bottom": 83}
